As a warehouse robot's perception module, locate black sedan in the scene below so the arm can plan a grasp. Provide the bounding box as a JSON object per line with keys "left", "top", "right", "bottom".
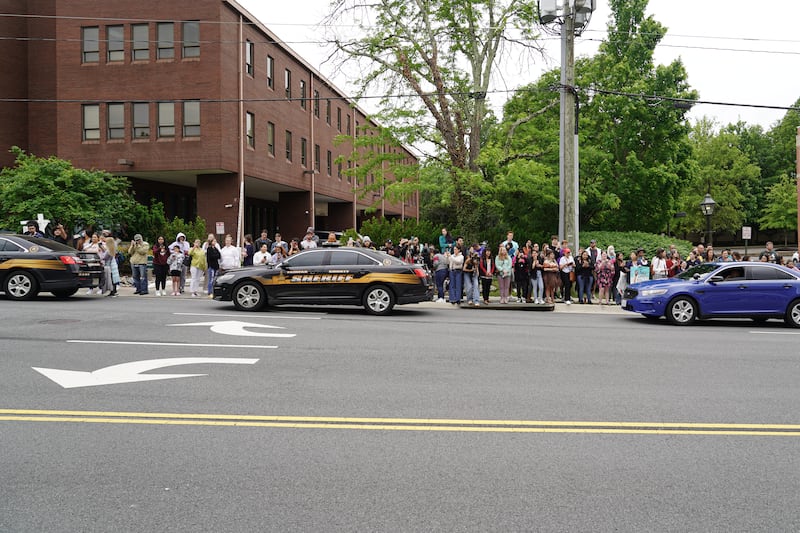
{"left": 0, "top": 233, "right": 103, "bottom": 300}
{"left": 214, "top": 247, "right": 433, "bottom": 315}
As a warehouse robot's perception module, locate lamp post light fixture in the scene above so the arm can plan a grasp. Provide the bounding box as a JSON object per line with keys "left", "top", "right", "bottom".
{"left": 537, "top": 0, "right": 596, "bottom": 250}
{"left": 699, "top": 193, "right": 717, "bottom": 246}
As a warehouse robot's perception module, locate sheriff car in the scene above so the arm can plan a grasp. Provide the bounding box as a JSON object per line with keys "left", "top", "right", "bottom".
{"left": 213, "top": 247, "right": 433, "bottom": 315}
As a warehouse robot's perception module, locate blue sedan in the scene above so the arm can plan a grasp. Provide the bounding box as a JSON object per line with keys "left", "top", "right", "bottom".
{"left": 622, "top": 262, "right": 800, "bottom": 326}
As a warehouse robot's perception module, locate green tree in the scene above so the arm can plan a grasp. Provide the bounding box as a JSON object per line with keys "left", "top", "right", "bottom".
{"left": 758, "top": 175, "right": 797, "bottom": 246}
{"left": 675, "top": 119, "right": 762, "bottom": 237}
{"left": 0, "top": 147, "right": 139, "bottom": 234}
{"left": 325, "top": 0, "right": 540, "bottom": 237}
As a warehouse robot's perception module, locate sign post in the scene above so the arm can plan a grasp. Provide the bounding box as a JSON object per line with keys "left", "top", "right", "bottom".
{"left": 742, "top": 226, "right": 752, "bottom": 257}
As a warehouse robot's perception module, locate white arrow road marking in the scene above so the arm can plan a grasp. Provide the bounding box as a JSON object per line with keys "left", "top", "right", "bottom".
{"left": 33, "top": 357, "right": 259, "bottom": 389}
{"left": 167, "top": 320, "right": 297, "bottom": 338}
{"left": 66, "top": 340, "right": 275, "bottom": 349}
{"left": 173, "top": 312, "right": 323, "bottom": 320}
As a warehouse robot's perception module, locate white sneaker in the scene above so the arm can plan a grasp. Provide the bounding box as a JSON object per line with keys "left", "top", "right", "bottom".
{"left": 565, "top": 300, "right": 572, "bottom": 305}
{"left": 436, "top": 298, "right": 445, "bottom": 303}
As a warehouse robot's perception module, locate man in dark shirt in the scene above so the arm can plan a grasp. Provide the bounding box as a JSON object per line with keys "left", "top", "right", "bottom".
{"left": 759, "top": 241, "right": 779, "bottom": 263}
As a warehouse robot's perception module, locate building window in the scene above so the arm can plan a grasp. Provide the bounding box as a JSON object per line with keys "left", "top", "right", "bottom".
{"left": 337, "top": 107, "right": 342, "bottom": 132}
{"left": 82, "top": 104, "right": 100, "bottom": 140}
{"left": 326, "top": 100, "right": 331, "bottom": 125}
{"left": 107, "top": 25, "right": 124, "bottom": 62}
{"left": 267, "top": 121, "right": 275, "bottom": 155}
{"left": 346, "top": 114, "right": 351, "bottom": 136}
{"left": 266, "top": 56, "right": 274, "bottom": 89}
{"left": 82, "top": 27, "right": 99, "bottom": 63}
{"left": 313, "top": 90, "right": 320, "bottom": 117}
{"left": 314, "top": 144, "right": 320, "bottom": 172}
{"left": 245, "top": 40, "right": 254, "bottom": 76}
{"left": 337, "top": 161, "right": 342, "bottom": 179}
{"left": 182, "top": 21, "right": 200, "bottom": 58}
{"left": 132, "top": 102, "right": 149, "bottom": 139}
{"left": 346, "top": 160, "right": 352, "bottom": 183}
{"left": 284, "top": 69, "right": 292, "bottom": 99}
{"left": 183, "top": 101, "right": 200, "bottom": 137}
{"left": 326, "top": 150, "right": 332, "bottom": 176}
{"left": 157, "top": 102, "right": 175, "bottom": 138}
{"left": 246, "top": 112, "right": 255, "bottom": 147}
{"left": 157, "top": 22, "right": 174, "bottom": 59}
{"left": 299, "top": 80, "right": 307, "bottom": 109}
{"left": 132, "top": 24, "right": 149, "bottom": 61}
{"left": 300, "top": 137, "right": 307, "bottom": 167}
{"left": 107, "top": 103, "right": 124, "bottom": 139}
{"left": 285, "top": 130, "right": 293, "bottom": 161}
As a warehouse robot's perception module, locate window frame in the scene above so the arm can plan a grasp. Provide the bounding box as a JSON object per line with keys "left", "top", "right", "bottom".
{"left": 266, "top": 55, "right": 274, "bottom": 89}
{"left": 183, "top": 101, "right": 201, "bottom": 137}
{"left": 132, "top": 102, "right": 150, "bottom": 139}
{"left": 106, "top": 25, "right": 124, "bottom": 62}
{"left": 132, "top": 24, "right": 149, "bottom": 61}
{"left": 300, "top": 137, "right": 308, "bottom": 167}
{"left": 107, "top": 102, "right": 125, "bottom": 140}
{"left": 82, "top": 104, "right": 100, "bottom": 141}
{"left": 246, "top": 112, "right": 255, "bottom": 148}
{"left": 314, "top": 143, "right": 320, "bottom": 172}
{"left": 245, "top": 40, "right": 254, "bottom": 77}
{"left": 157, "top": 22, "right": 175, "bottom": 59}
{"left": 157, "top": 102, "right": 175, "bottom": 138}
{"left": 182, "top": 21, "right": 200, "bottom": 58}
{"left": 299, "top": 80, "right": 307, "bottom": 109}
{"left": 267, "top": 121, "right": 275, "bottom": 156}
{"left": 313, "top": 90, "right": 320, "bottom": 117}
{"left": 285, "top": 130, "right": 293, "bottom": 161}
{"left": 82, "top": 26, "right": 99, "bottom": 63}
{"left": 284, "top": 69, "right": 292, "bottom": 99}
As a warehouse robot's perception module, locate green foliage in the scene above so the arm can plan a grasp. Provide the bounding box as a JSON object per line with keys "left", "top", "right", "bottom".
{"left": 758, "top": 175, "right": 797, "bottom": 231}
{"left": 0, "top": 147, "right": 139, "bottom": 234}
{"left": 356, "top": 217, "right": 439, "bottom": 246}
{"left": 583, "top": 231, "right": 693, "bottom": 259}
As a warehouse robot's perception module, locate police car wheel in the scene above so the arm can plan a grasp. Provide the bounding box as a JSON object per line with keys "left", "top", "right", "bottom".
{"left": 232, "top": 281, "right": 266, "bottom": 311}
{"left": 363, "top": 285, "right": 395, "bottom": 316}
{"left": 5, "top": 271, "right": 38, "bottom": 301}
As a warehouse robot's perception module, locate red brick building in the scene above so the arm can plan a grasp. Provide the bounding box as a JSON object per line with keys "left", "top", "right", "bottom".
{"left": 0, "top": 0, "right": 419, "bottom": 241}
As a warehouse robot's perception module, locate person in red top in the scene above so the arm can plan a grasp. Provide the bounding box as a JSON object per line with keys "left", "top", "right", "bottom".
{"left": 478, "top": 247, "right": 496, "bottom": 305}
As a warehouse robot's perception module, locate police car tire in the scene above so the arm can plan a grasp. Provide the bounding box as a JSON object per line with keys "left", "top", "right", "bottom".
{"left": 363, "top": 284, "right": 395, "bottom": 316}
{"left": 5, "top": 270, "right": 38, "bottom": 301}
{"left": 52, "top": 287, "right": 79, "bottom": 299}
{"left": 232, "top": 280, "right": 266, "bottom": 311}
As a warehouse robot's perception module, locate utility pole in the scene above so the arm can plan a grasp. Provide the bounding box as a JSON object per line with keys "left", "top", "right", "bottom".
{"left": 559, "top": 1, "right": 578, "bottom": 249}
{"left": 796, "top": 126, "right": 799, "bottom": 253}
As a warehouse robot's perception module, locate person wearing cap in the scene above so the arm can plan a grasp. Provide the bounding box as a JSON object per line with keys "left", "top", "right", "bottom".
{"left": 167, "top": 244, "right": 185, "bottom": 296}
{"left": 306, "top": 227, "right": 320, "bottom": 245}
{"left": 558, "top": 247, "right": 575, "bottom": 304}
{"left": 300, "top": 231, "right": 318, "bottom": 250}
{"left": 128, "top": 233, "right": 150, "bottom": 295}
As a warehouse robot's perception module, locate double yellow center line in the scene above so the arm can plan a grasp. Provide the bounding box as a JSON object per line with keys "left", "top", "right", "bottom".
{"left": 2, "top": 409, "right": 800, "bottom": 436}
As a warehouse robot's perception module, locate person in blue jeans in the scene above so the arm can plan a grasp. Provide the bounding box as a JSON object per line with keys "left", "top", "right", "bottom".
{"left": 447, "top": 245, "right": 465, "bottom": 305}
{"left": 575, "top": 250, "right": 593, "bottom": 304}
{"left": 433, "top": 248, "right": 449, "bottom": 302}
{"left": 127, "top": 234, "right": 150, "bottom": 295}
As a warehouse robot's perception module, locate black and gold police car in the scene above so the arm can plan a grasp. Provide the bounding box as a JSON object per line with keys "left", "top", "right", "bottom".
{"left": 214, "top": 247, "right": 433, "bottom": 315}
{"left": 0, "top": 233, "right": 103, "bottom": 300}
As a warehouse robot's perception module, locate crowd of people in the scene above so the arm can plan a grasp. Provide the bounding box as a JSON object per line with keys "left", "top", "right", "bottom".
{"left": 19, "top": 219, "right": 800, "bottom": 303}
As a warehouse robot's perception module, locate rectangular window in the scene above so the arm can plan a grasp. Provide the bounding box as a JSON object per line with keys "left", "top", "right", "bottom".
{"left": 132, "top": 102, "right": 149, "bottom": 139}
{"left": 107, "top": 103, "right": 124, "bottom": 139}
{"left": 314, "top": 144, "right": 320, "bottom": 172}
{"left": 299, "top": 80, "right": 307, "bottom": 109}
{"left": 267, "top": 121, "right": 275, "bottom": 155}
{"left": 182, "top": 21, "right": 200, "bottom": 58}
{"left": 82, "top": 104, "right": 100, "bottom": 140}
{"left": 326, "top": 150, "right": 332, "bottom": 176}
{"left": 246, "top": 112, "right": 255, "bottom": 147}
{"left": 284, "top": 69, "right": 292, "bottom": 99}
{"left": 285, "top": 130, "right": 293, "bottom": 161}
{"left": 337, "top": 161, "right": 342, "bottom": 179}
{"left": 157, "top": 23, "right": 174, "bottom": 59}
{"left": 346, "top": 160, "right": 352, "bottom": 183}
{"left": 132, "top": 24, "right": 149, "bottom": 61}
{"left": 266, "top": 56, "right": 274, "bottom": 89}
{"left": 326, "top": 100, "right": 331, "bottom": 125}
{"left": 245, "top": 40, "right": 254, "bottom": 76}
{"left": 107, "top": 25, "right": 124, "bottom": 62}
{"left": 300, "top": 137, "right": 307, "bottom": 166}
{"left": 82, "top": 27, "right": 99, "bottom": 63}
{"left": 346, "top": 114, "right": 351, "bottom": 135}
{"left": 337, "top": 107, "right": 342, "bottom": 132}
{"left": 183, "top": 101, "right": 200, "bottom": 137}
{"left": 313, "top": 90, "right": 320, "bottom": 117}
{"left": 157, "top": 102, "right": 175, "bottom": 138}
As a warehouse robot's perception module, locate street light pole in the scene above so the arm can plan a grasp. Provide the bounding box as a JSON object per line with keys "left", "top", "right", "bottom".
{"left": 539, "top": 0, "right": 595, "bottom": 250}
{"left": 700, "top": 193, "right": 716, "bottom": 247}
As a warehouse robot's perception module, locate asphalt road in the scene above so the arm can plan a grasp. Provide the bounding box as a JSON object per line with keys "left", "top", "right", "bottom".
{"left": 2, "top": 294, "right": 800, "bottom": 532}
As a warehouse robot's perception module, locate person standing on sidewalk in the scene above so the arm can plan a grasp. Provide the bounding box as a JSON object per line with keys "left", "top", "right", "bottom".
{"left": 188, "top": 239, "right": 207, "bottom": 297}
{"left": 495, "top": 245, "right": 512, "bottom": 304}
{"left": 558, "top": 248, "right": 575, "bottom": 305}
{"left": 128, "top": 234, "right": 150, "bottom": 295}
{"left": 204, "top": 237, "right": 221, "bottom": 296}
{"left": 152, "top": 236, "right": 169, "bottom": 296}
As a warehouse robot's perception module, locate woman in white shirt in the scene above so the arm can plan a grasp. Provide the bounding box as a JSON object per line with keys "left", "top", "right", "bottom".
{"left": 219, "top": 235, "right": 241, "bottom": 273}
{"left": 651, "top": 248, "right": 668, "bottom": 279}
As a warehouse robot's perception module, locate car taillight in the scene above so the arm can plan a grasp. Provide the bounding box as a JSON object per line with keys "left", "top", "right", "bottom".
{"left": 413, "top": 268, "right": 427, "bottom": 279}
{"left": 59, "top": 255, "right": 80, "bottom": 265}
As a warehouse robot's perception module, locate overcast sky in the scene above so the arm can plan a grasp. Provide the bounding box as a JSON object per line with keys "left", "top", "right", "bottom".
{"left": 239, "top": 0, "right": 800, "bottom": 131}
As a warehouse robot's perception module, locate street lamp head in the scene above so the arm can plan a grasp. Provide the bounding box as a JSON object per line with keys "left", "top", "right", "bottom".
{"left": 537, "top": 0, "right": 558, "bottom": 24}
{"left": 574, "top": 0, "right": 596, "bottom": 14}
{"left": 699, "top": 193, "right": 716, "bottom": 216}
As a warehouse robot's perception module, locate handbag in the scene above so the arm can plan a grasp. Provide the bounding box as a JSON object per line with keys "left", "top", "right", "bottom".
{"left": 182, "top": 255, "right": 192, "bottom": 267}
{"left": 569, "top": 270, "right": 576, "bottom": 282}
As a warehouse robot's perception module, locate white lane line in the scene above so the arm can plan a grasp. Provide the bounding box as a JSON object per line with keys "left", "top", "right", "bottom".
{"left": 173, "top": 312, "right": 323, "bottom": 320}
{"left": 67, "top": 340, "right": 276, "bottom": 349}
{"left": 750, "top": 331, "right": 800, "bottom": 336}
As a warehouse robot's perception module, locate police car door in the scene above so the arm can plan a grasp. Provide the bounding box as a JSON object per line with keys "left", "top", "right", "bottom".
{"left": 279, "top": 249, "right": 330, "bottom": 302}
{"left": 324, "top": 249, "right": 363, "bottom": 302}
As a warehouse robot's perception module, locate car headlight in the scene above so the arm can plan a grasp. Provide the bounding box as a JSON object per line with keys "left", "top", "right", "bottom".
{"left": 216, "top": 274, "right": 235, "bottom": 284}
{"left": 640, "top": 288, "right": 668, "bottom": 297}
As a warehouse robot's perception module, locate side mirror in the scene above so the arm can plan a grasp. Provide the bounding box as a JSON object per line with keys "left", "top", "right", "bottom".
{"left": 708, "top": 275, "right": 724, "bottom": 283}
